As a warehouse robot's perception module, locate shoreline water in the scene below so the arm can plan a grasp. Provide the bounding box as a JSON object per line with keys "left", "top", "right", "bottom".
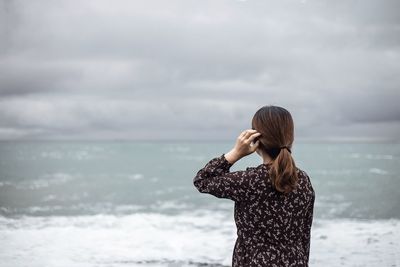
{"left": 1, "top": 213, "right": 399, "bottom": 267}
{"left": 1, "top": 141, "right": 399, "bottom": 266}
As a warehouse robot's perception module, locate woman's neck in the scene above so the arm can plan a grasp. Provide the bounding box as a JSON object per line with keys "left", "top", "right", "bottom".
{"left": 257, "top": 149, "right": 273, "bottom": 165}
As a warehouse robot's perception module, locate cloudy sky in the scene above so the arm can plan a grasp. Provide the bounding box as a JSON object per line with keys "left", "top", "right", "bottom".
{"left": 0, "top": 0, "right": 399, "bottom": 141}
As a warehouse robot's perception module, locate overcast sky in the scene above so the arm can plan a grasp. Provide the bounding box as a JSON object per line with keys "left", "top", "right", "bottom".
{"left": 0, "top": 0, "right": 399, "bottom": 141}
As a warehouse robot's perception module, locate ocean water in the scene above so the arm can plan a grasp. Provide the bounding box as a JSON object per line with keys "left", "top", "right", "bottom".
{"left": 0, "top": 141, "right": 399, "bottom": 267}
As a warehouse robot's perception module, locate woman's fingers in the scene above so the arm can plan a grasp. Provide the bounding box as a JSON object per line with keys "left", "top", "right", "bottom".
{"left": 242, "top": 129, "right": 257, "bottom": 139}
{"left": 238, "top": 129, "right": 261, "bottom": 149}
{"left": 247, "top": 132, "right": 261, "bottom": 143}
{"left": 233, "top": 129, "right": 261, "bottom": 157}
{"left": 250, "top": 132, "right": 261, "bottom": 140}
{"left": 238, "top": 130, "right": 249, "bottom": 139}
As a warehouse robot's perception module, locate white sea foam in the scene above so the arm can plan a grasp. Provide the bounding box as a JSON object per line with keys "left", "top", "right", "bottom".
{"left": 312, "top": 169, "right": 363, "bottom": 176}
{"left": 346, "top": 153, "right": 394, "bottom": 160}
{"left": 128, "top": 173, "right": 144, "bottom": 180}
{"left": 40, "top": 191, "right": 90, "bottom": 202}
{"left": 39, "top": 146, "right": 106, "bottom": 161}
{"left": 14, "top": 172, "right": 79, "bottom": 189}
{"left": 0, "top": 181, "right": 12, "bottom": 187}
{"left": 41, "top": 194, "right": 57, "bottom": 202}
{"left": 0, "top": 173, "right": 80, "bottom": 190}
{"left": 25, "top": 203, "right": 144, "bottom": 215}
{"left": 26, "top": 205, "right": 64, "bottom": 213}
{"left": 0, "top": 211, "right": 235, "bottom": 267}
{"left": 150, "top": 200, "right": 191, "bottom": 211}
{"left": 310, "top": 219, "right": 400, "bottom": 267}
{"left": 365, "top": 154, "right": 394, "bottom": 160}
{"left": 313, "top": 167, "right": 390, "bottom": 177}
{"left": 369, "top": 168, "right": 389, "bottom": 175}
{"left": 163, "top": 145, "right": 191, "bottom": 153}
{"left": 0, "top": 212, "right": 399, "bottom": 267}
{"left": 315, "top": 201, "right": 352, "bottom": 218}
{"left": 150, "top": 177, "right": 159, "bottom": 183}
{"left": 114, "top": 205, "right": 144, "bottom": 213}
{"left": 40, "top": 150, "right": 63, "bottom": 159}
{"left": 173, "top": 155, "right": 207, "bottom": 162}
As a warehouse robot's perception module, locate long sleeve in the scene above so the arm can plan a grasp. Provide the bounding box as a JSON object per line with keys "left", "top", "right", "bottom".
{"left": 302, "top": 191, "right": 315, "bottom": 264}
{"left": 193, "top": 153, "right": 254, "bottom": 202}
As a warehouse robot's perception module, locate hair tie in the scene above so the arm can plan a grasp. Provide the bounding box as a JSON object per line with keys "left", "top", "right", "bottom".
{"left": 280, "top": 146, "right": 292, "bottom": 153}
{"left": 263, "top": 145, "right": 291, "bottom": 158}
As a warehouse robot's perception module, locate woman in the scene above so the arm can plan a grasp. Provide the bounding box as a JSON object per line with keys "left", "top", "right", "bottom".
{"left": 193, "top": 105, "right": 315, "bottom": 267}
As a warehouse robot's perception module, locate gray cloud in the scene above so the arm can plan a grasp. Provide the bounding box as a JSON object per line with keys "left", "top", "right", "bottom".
{"left": 0, "top": 0, "right": 399, "bottom": 141}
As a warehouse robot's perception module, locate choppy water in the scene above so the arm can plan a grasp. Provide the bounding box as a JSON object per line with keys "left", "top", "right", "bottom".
{"left": 0, "top": 141, "right": 399, "bottom": 266}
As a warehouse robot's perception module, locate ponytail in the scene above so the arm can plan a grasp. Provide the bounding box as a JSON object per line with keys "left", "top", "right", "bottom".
{"left": 270, "top": 147, "right": 298, "bottom": 194}
{"left": 251, "top": 105, "right": 298, "bottom": 193}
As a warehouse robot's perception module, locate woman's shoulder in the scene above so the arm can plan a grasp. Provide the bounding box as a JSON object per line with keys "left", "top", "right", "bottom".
{"left": 295, "top": 166, "right": 315, "bottom": 195}
{"left": 296, "top": 166, "right": 310, "bottom": 178}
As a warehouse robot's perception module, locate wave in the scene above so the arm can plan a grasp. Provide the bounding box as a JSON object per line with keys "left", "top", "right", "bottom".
{"left": 0, "top": 172, "right": 79, "bottom": 190}
{"left": 0, "top": 212, "right": 399, "bottom": 267}
{"left": 346, "top": 153, "right": 394, "bottom": 160}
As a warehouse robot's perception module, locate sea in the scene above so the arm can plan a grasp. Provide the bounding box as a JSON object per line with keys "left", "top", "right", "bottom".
{"left": 0, "top": 141, "right": 399, "bottom": 267}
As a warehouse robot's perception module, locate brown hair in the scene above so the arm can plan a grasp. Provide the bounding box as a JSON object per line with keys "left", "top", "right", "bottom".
{"left": 251, "top": 105, "right": 298, "bottom": 194}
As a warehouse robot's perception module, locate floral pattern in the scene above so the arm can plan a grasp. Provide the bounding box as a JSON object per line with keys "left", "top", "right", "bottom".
{"left": 193, "top": 153, "right": 315, "bottom": 267}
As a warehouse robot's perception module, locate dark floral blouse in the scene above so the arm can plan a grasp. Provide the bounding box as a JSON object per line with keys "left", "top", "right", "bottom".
{"left": 193, "top": 153, "right": 315, "bottom": 267}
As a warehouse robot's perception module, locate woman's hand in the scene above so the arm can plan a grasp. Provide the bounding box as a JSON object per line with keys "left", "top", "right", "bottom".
{"left": 224, "top": 129, "right": 261, "bottom": 164}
